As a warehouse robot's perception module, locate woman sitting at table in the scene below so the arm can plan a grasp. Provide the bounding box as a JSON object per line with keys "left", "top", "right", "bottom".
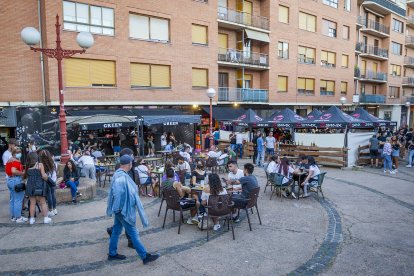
{"left": 300, "top": 156, "right": 321, "bottom": 198}
{"left": 266, "top": 155, "right": 280, "bottom": 174}
{"left": 161, "top": 161, "right": 180, "bottom": 183}
{"left": 135, "top": 158, "right": 156, "bottom": 197}
{"left": 191, "top": 160, "right": 207, "bottom": 186}
{"left": 162, "top": 168, "right": 200, "bottom": 225}
{"left": 201, "top": 174, "right": 228, "bottom": 231}
{"left": 64, "top": 160, "right": 80, "bottom": 204}
{"left": 277, "top": 157, "right": 296, "bottom": 199}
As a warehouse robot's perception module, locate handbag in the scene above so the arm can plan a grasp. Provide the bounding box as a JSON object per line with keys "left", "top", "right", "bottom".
{"left": 14, "top": 183, "right": 26, "bottom": 193}
{"left": 46, "top": 176, "right": 56, "bottom": 188}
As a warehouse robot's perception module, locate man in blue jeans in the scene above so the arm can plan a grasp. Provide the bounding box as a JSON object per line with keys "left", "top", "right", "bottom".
{"left": 106, "top": 155, "right": 160, "bottom": 264}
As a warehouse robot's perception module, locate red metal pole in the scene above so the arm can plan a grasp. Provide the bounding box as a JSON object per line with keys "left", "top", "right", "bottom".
{"left": 55, "top": 15, "right": 69, "bottom": 164}
{"left": 209, "top": 98, "right": 214, "bottom": 147}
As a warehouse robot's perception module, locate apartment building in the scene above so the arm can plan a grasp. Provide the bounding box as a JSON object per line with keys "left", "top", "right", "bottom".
{"left": 0, "top": 0, "right": 412, "bottom": 128}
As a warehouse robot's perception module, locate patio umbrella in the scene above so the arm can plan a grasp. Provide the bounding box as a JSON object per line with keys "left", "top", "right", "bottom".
{"left": 232, "top": 108, "right": 267, "bottom": 127}
{"left": 350, "top": 107, "right": 397, "bottom": 127}
{"left": 297, "top": 106, "right": 365, "bottom": 129}
{"left": 266, "top": 108, "right": 305, "bottom": 128}
{"left": 306, "top": 109, "right": 323, "bottom": 120}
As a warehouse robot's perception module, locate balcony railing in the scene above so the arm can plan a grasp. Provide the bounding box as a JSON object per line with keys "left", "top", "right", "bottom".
{"left": 218, "top": 87, "right": 269, "bottom": 103}
{"left": 359, "top": 94, "right": 386, "bottom": 104}
{"left": 403, "top": 77, "right": 414, "bottom": 86}
{"left": 297, "top": 89, "right": 315, "bottom": 96}
{"left": 407, "top": 15, "right": 414, "bottom": 26}
{"left": 359, "top": 18, "right": 390, "bottom": 35}
{"left": 406, "top": 96, "right": 414, "bottom": 104}
{"left": 355, "top": 42, "right": 388, "bottom": 58}
{"left": 218, "top": 48, "right": 269, "bottom": 67}
{"left": 361, "top": 0, "right": 406, "bottom": 17}
{"left": 320, "top": 91, "right": 335, "bottom": 96}
{"left": 406, "top": 35, "right": 414, "bottom": 45}
{"left": 217, "top": 6, "right": 269, "bottom": 30}
{"left": 358, "top": 70, "right": 388, "bottom": 82}
{"left": 404, "top": 56, "right": 414, "bottom": 66}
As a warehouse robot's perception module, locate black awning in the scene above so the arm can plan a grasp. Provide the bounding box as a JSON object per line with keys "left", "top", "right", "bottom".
{"left": 202, "top": 106, "right": 245, "bottom": 121}
{"left": 0, "top": 107, "right": 17, "bottom": 127}
{"left": 142, "top": 115, "right": 200, "bottom": 126}
{"left": 68, "top": 115, "right": 137, "bottom": 130}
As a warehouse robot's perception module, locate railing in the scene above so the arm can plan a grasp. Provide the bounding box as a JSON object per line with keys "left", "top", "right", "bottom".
{"left": 407, "top": 15, "right": 414, "bottom": 25}
{"left": 354, "top": 67, "right": 361, "bottom": 78}
{"left": 217, "top": 6, "right": 269, "bottom": 30}
{"left": 360, "top": 70, "right": 387, "bottom": 81}
{"left": 218, "top": 48, "right": 269, "bottom": 67}
{"left": 404, "top": 56, "right": 414, "bottom": 65}
{"left": 403, "top": 77, "right": 414, "bottom": 86}
{"left": 361, "top": 0, "right": 406, "bottom": 17}
{"left": 359, "top": 18, "right": 390, "bottom": 35}
{"left": 406, "top": 35, "right": 414, "bottom": 44}
{"left": 320, "top": 91, "right": 335, "bottom": 96}
{"left": 359, "top": 94, "right": 386, "bottom": 104}
{"left": 406, "top": 96, "right": 414, "bottom": 104}
{"left": 298, "top": 57, "right": 315, "bottom": 65}
{"left": 218, "top": 87, "right": 269, "bottom": 103}
{"left": 355, "top": 42, "right": 388, "bottom": 58}
{"left": 297, "top": 89, "right": 315, "bottom": 96}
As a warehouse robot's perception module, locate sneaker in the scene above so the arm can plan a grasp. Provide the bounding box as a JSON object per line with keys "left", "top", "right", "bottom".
{"left": 191, "top": 216, "right": 199, "bottom": 224}
{"left": 15, "top": 217, "right": 28, "bottom": 223}
{"left": 213, "top": 224, "right": 221, "bottom": 231}
{"left": 29, "top": 218, "right": 35, "bottom": 225}
{"left": 143, "top": 253, "right": 160, "bottom": 265}
{"left": 10, "top": 217, "right": 16, "bottom": 222}
{"left": 187, "top": 217, "right": 197, "bottom": 225}
{"left": 108, "top": 254, "right": 127, "bottom": 261}
{"left": 43, "top": 217, "right": 52, "bottom": 224}
{"left": 406, "top": 165, "right": 412, "bottom": 168}
{"left": 291, "top": 192, "right": 297, "bottom": 199}
{"left": 390, "top": 170, "right": 396, "bottom": 174}
{"left": 394, "top": 169, "right": 398, "bottom": 173}
{"left": 48, "top": 211, "right": 55, "bottom": 217}
{"left": 282, "top": 191, "right": 288, "bottom": 198}
{"left": 233, "top": 216, "right": 240, "bottom": 223}
{"left": 76, "top": 192, "right": 82, "bottom": 197}
{"left": 72, "top": 198, "right": 77, "bottom": 204}
{"left": 383, "top": 170, "right": 387, "bottom": 174}
{"left": 310, "top": 187, "right": 318, "bottom": 192}
{"left": 53, "top": 209, "right": 58, "bottom": 215}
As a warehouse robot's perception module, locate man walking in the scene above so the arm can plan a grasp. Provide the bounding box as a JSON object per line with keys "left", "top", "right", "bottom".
{"left": 265, "top": 132, "right": 276, "bottom": 157}
{"left": 235, "top": 132, "right": 244, "bottom": 159}
{"left": 107, "top": 155, "right": 159, "bottom": 264}
{"left": 255, "top": 133, "right": 264, "bottom": 167}
{"left": 406, "top": 134, "right": 414, "bottom": 168}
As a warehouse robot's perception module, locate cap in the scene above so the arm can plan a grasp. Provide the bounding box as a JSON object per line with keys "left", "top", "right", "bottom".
{"left": 119, "top": 154, "right": 133, "bottom": 165}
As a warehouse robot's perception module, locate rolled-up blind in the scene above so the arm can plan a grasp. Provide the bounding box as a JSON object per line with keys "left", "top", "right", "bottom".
{"left": 192, "top": 24, "right": 208, "bottom": 44}
{"left": 192, "top": 68, "right": 208, "bottom": 87}
{"left": 151, "top": 64, "right": 170, "bottom": 87}
{"left": 130, "top": 63, "right": 150, "bottom": 87}
{"left": 278, "top": 76, "right": 287, "bottom": 91}
{"left": 65, "top": 58, "right": 90, "bottom": 87}
{"left": 90, "top": 60, "right": 116, "bottom": 86}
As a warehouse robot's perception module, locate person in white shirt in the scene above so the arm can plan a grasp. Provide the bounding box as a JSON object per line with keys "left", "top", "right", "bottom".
{"left": 266, "top": 155, "right": 280, "bottom": 174}
{"left": 2, "top": 138, "right": 16, "bottom": 166}
{"left": 217, "top": 148, "right": 229, "bottom": 165}
{"left": 235, "top": 132, "right": 244, "bottom": 159}
{"left": 301, "top": 156, "right": 321, "bottom": 198}
{"left": 225, "top": 161, "right": 244, "bottom": 190}
{"left": 277, "top": 157, "right": 296, "bottom": 198}
{"left": 160, "top": 132, "right": 167, "bottom": 150}
{"left": 179, "top": 146, "right": 192, "bottom": 162}
{"left": 77, "top": 151, "right": 96, "bottom": 180}
{"left": 208, "top": 146, "right": 221, "bottom": 158}
{"left": 265, "top": 132, "right": 276, "bottom": 157}
{"left": 91, "top": 147, "right": 103, "bottom": 159}
{"left": 135, "top": 158, "right": 155, "bottom": 196}
{"left": 177, "top": 156, "right": 191, "bottom": 183}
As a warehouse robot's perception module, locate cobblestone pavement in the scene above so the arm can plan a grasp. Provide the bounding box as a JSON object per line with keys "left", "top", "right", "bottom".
{"left": 0, "top": 159, "right": 413, "bottom": 275}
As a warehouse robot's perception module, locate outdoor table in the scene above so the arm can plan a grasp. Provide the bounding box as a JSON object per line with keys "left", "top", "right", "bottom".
{"left": 156, "top": 150, "right": 179, "bottom": 164}
{"left": 151, "top": 167, "right": 164, "bottom": 198}
{"left": 95, "top": 163, "right": 116, "bottom": 187}
{"left": 292, "top": 170, "right": 308, "bottom": 200}
{"left": 190, "top": 185, "right": 204, "bottom": 197}
{"left": 144, "top": 157, "right": 162, "bottom": 166}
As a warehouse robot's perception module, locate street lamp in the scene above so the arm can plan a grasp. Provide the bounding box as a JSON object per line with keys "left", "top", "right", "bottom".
{"left": 406, "top": 101, "right": 411, "bottom": 127}
{"left": 21, "top": 15, "right": 94, "bottom": 164}
{"left": 340, "top": 96, "right": 347, "bottom": 110}
{"left": 206, "top": 88, "right": 216, "bottom": 148}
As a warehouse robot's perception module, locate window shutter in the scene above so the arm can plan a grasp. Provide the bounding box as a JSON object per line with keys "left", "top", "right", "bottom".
{"left": 130, "top": 63, "right": 150, "bottom": 87}
{"left": 278, "top": 76, "right": 287, "bottom": 91}
{"left": 192, "top": 24, "right": 208, "bottom": 44}
{"left": 298, "top": 46, "right": 306, "bottom": 55}
{"left": 307, "top": 48, "right": 315, "bottom": 58}
{"left": 150, "top": 17, "right": 169, "bottom": 41}
{"left": 299, "top": 12, "right": 307, "bottom": 30}
{"left": 327, "top": 81, "right": 335, "bottom": 91}
{"left": 129, "top": 14, "right": 149, "bottom": 39}
{"left": 306, "top": 79, "right": 314, "bottom": 90}
{"left": 341, "top": 82, "right": 347, "bottom": 93}
{"left": 90, "top": 60, "right": 116, "bottom": 86}
{"left": 373, "top": 63, "right": 378, "bottom": 73}
{"left": 218, "top": 33, "right": 228, "bottom": 49}
{"left": 150, "top": 65, "right": 170, "bottom": 87}
{"left": 308, "top": 15, "right": 316, "bottom": 32}
{"left": 327, "top": 52, "right": 335, "bottom": 64}
{"left": 320, "top": 80, "right": 327, "bottom": 89}
{"left": 279, "top": 6, "right": 288, "bottom": 23}
{"left": 361, "top": 60, "right": 366, "bottom": 73}
{"left": 297, "top": 78, "right": 305, "bottom": 89}
{"left": 65, "top": 58, "right": 90, "bottom": 87}
{"left": 192, "top": 68, "right": 208, "bottom": 87}
{"left": 321, "top": 50, "right": 328, "bottom": 61}
{"left": 342, "top": 55, "right": 348, "bottom": 67}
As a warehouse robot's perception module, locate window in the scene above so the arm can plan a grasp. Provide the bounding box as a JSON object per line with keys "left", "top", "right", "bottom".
{"left": 218, "top": 33, "right": 228, "bottom": 49}
{"left": 384, "top": 111, "right": 392, "bottom": 121}
{"left": 130, "top": 63, "right": 170, "bottom": 88}
{"left": 278, "top": 76, "right": 288, "bottom": 92}
{"left": 65, "top": 58, "right": 116, "bottom": 87}
{"left": 321, "top": 50, "right": 336, "bottom": 67}
{"left": 63, "top": 1, "right": 114, "bottom": 35}
{"left": 192, "top": 68, "right": 208, "bottom": 88}
{"left": 344, "top": 0, "right": 351, "bottom": 11}
{"left": 392, "top": 19, "right": 403, "bottom": 33}
{"left": 192, "top": 24, "right": 208, "bottom": 45}
{"left": 389, "top": 86, "right": 400, "bottom": 98}
{"left": 298, "top": 46, "right": 315, "bottom": 64}
{"left": 341, "top": 82, "right": 347, "bottom": 95}
{"left": 278, "top": 42, "right": 289, "bottom": 59}
{"left": 390, "top": 64, "right": 401, "bottom": 76}
{"left": 322, "top": 0, "right": 338, "bottom": 8}
{"left": 279, "top": 5, "right": 289, "bottom": 24}
{"left": 129, "top": 14, "right": 169, "bottom": 42}
{"left": 297, "top": 77, "right": 315, "bottom": 95}
{"left": 391, "top": 42, "right": 402, "bottom": 55}
{"left": 341, "top": 54, "right": 349, "bottom": 68}
{"left": 299, "top": 12, "right": 316, "bottom": 32}
{"left": 342, "top": 25, "right": 350, "bottom": 40}
{"left": 320, "top": 80, "right": 335, "bottom": 96}
{"left": 322, "top": 19, "right": 337, "bottom": 38}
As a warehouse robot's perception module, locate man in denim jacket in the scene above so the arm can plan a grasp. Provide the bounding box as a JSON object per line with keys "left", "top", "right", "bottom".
{"left": 106, "top": 155, "right": 159, "bottom": 264}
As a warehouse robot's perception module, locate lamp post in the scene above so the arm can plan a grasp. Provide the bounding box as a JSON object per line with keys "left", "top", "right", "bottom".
{"left": 340, "top": 96, "right": 347, "bottom": 111}
{"left": 206, "top": 88, "right": 216, "bottom": 148}
{"left": 21, "top": 15, "right": 94, "bottom": 164}
{"left": 406, "top": 101, "right": 411, "bottom": 128}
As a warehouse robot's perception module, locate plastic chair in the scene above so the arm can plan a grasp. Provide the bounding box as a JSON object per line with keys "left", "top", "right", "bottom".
{"left": 236, "top": 187, "right": 262, "bottom": 231}
{"left": 307, "top": 172, "right": 327, "bottom": 199}
{"left": 269, "top": 173, "right": 293, "bottom": 201}
{"left": 162, "top": 188, "right": 196, "bottom": 234}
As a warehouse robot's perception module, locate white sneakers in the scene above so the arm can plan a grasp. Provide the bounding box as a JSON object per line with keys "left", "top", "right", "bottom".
{"left": 213, "top": 224, "right": 221, "bottom": 231}
{"left": 43, "top": 217, "right": 52, "bottom": 224}
{"left": 406, "top": 164, "right": 412, "bottom": 168}
{"left": 48, "top": 211, "right": 55, "bottom": 217}
{"left": 29, "top": 218, "right": 35, "bottom": 225}
{"left": 15, "top": 217, "right": 28, "bottom": 223}
{"left": 53, "top": 209, "right": 58, "bottom": 215}
{"left": 186, "top": 216, "right": 199, "bottom": 225}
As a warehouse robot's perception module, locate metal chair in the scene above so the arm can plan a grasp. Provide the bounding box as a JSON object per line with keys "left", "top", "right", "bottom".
{"left": 201, "top": 194, "right": 235, "bottom": 241}
{"left": 307, "top": 172, "right": 327, "bottom": 199}
{"left": 162, "top": 188, "right": 196, "bottom": 234}
{"left": 236, "top": 187, "right": 262, "bottom": 231}
{"left": 205, "top": 157, "right": 218, "bottom": 173}
{"left": 103, "top": 164, "right": 116, "bottom": 187}
{"left": 217, "top": 157, "right": 229, "bottom": 173}
{"left": 269, "top": 173, "right": 293, "bottom": 201}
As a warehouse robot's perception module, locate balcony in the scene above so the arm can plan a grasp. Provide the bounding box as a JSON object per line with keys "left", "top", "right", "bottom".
{"left": 359, "top": 18, "right": 390, "bottom": 38}
{"left": 402, "top": 77, "right": 414, "bottom": 87}
{"left": 359, "top": 94, "right": 386, "bottom": 104}
{"left": 409, "top": 0, "right": 414, "bottom": 9}
{"left": 218, "top": 48, "right": 269, "bottom": 70}
{"left": 356, "top": 70, "right": 388, "bottom": 83}
{"left": 404, "top": 57, "right": 414, "bottom": 69}
{"left": 358, "top": 0, "right": 406, "bottom": 17}
{"left": 355, "top": 42, "right": 388, "bottom": 60}
{"left": 218, "top": 87, "right": 269, "bottom": 103}
{"left": 217, "top": 6, "right": 269, "bottom": 31}
{"left": 408, "top": 15, "right": 414, "bottom": 29}
{"left": 405, "top": 96, "right": 414, "bottom": 104}
{"left": 406, "top": 36, "right": 414, "bottom": 49}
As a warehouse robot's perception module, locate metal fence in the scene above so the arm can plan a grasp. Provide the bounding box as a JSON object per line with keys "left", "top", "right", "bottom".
{"left": 218, "top": 48, "right": 269, "bottom": 67}
{"left": 218, "top": 87, "right": 268, "bottom": 103}
{"left": 217, "top": 6, "right": 269, "bottom": 30}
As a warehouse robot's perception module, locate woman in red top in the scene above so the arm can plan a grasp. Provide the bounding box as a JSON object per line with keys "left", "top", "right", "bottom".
{"left": 6, "top": 148, "right": 27, "bottom": 223}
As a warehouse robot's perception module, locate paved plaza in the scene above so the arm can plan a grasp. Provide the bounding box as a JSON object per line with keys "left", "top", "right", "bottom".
{"left": 0, "top": 160, "right": 413, "bottom": 276}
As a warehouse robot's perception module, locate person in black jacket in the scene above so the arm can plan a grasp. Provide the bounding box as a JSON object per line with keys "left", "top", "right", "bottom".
{"left": 64, "top": 160, "right": 80, "bottom": 204}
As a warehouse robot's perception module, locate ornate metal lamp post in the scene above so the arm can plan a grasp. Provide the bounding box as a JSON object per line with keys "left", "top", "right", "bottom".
{"left": 206, "top": 88, "right": 216, "bottom": 148}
